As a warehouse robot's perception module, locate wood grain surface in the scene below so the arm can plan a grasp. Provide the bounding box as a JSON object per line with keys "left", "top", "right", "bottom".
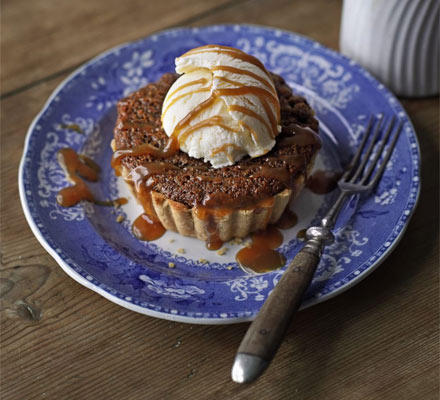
{"left": 1, "top": 0, "right": 439, "bottom": 399}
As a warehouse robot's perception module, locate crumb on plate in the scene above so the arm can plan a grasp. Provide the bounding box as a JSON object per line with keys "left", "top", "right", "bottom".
{"left": 216, "top": 247, "right": 228, "bottom": 256}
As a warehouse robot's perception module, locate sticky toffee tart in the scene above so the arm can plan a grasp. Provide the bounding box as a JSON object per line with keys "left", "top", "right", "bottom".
{"left": 111, "top": 72, "right": 321, "bottom": 245}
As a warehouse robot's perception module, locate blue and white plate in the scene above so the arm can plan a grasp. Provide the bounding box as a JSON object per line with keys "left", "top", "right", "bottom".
{"left": 19, "top": 25, "right": 421, "bottom": 324}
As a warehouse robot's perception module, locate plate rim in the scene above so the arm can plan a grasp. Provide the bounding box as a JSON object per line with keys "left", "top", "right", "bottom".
{"left": 18, "top": 23, "right": 421, "bottom": 324}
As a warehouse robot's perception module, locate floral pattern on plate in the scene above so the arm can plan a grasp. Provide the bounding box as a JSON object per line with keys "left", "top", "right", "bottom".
{"left": 20, "top": 25, "right": 420, "bottom": 324}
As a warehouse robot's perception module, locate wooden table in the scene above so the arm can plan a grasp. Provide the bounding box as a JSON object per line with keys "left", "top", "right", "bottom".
{"left": 1, "top": 1, "right": 438, "bottom": 399}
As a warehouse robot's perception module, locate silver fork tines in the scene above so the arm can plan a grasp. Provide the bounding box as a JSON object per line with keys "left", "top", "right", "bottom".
{"left": 339, "top": 115, "right": 403, "bottom": 193}
{"left": 322, "top": 114, "right": 403, "bottom": 229}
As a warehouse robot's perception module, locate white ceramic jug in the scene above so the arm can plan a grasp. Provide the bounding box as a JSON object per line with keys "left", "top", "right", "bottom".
{"left": 340, "top": 0, "right": 439, "bottom": 97}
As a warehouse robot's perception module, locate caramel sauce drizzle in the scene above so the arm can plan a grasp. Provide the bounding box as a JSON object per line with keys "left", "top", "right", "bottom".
{"left": 171, "top": 95, "right": 218, "bottom": 139}
{"left": 236, "top": 225, "right": 286, "bottom": 273}
{"left": 132, "top": 213, "right": 165, "bottom": 242}
{"left": 181, "top": 45, "right": 270, "bottom": 77}
{"left": 166, "top": 78, "right": 208, "bottom": 101}
{"left": 296, "top": 228, "right": 307, "bottom": 240}
{"left": 215, "top": 75, "right": 246, "bottom": 87}
{"left": 113, "top": 120, "right": 320, "bottom": 198}
{"left": 251, "top": 166, "right": 293, "bottom": 187}
{"left": 238, "top": 120, "right": 260, "bottom": 147}
{"left": 214, "top": 86, "right": 279, "bottom": 116}
{"left": 117, "top": 121, "right": 320, "bottom": 201}
{"left": 162, "top": 87, "right": 211, "bottom": 117}
{"left": 210, "top": 143, "right": 242, "bottom": 161}
{"left": 127, "top": 163, "right": 177, "bottom": 219}
{"left": 214, "top": 74, "right": 280, "bottom": 120}
{"left": 260, "top": 97, "right": 279, "bottom": 135}
{"left": 169, "top": 87, "right": 279, "bottom": 148}
{"left": 215, "top": 77, "right": 280, "bottom": 135}
{"left": 306, "top": 170, "right": 341, "bottom": 194}
{"left": 94, "top": 198, "right": 128, "bottom": 207}
{"left": 206, "top": 238, "right": 223, "bottom": 251}
{"left": 211, "top": 65, "right": 276, "bottom": 95}
{"left": 279, "top": 124, "right": 322, "bottom": 147}
{"left": 125, "top": 163, "right": 181, "bottom": 242}
{"left": 177, "top": 115, "right": 239, "bottom": 144}
{"left": 111, "top": 137, "right": 179, "bottom": 175}
{"left": 57, "top": 148, "right": 97, "bottom": 206}
{"left": 275, "top": 208, "right": 298, "bottom": 230}
{"left": 126, "top": 163, "right": 180, "bottom": 191}
{"left": 228, "top": 105, "right": 273, "bottom": 138}
{"left": 57, "top": 148, "right": 126, "bottom": 207}
{"left": 216, "top": 75, "right": 273, "bottom": 147}
{"left": 194, "top": 196, "right": 279, "bottom": 252}
{"left": 163, "top": 45, "right": 281, "bottom": 152}
{"left": 194, "top": 206, "right": 229, "bottom": 251}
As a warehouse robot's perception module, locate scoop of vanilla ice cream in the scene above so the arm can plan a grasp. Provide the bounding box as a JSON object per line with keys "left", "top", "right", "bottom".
{"left": 161, "top": 45, "right": 281, "bottom": 168}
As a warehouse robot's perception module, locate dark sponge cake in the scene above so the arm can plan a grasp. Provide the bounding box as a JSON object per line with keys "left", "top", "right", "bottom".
{"left": 113, "top": 72, "right": 320, "bottom": 210}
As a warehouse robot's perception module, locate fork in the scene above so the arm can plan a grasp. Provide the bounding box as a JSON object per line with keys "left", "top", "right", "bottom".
{"left": 232, "top": 114, "right": 403, "bottom": 383}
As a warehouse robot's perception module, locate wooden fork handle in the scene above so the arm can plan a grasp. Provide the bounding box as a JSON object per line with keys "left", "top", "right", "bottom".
{"left": 234, "top": 250, "right": 320, "bottom": 378}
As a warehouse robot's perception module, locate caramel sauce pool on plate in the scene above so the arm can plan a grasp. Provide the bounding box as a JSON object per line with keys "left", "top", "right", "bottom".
{"left": 132, "top": 213, "right": 166, "bottom": 241}
{"left": 236, "top": 225, "right": 286, "bottom": 273}
{"left": 56, "top": 148, "right": 127, "bottom": 205}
